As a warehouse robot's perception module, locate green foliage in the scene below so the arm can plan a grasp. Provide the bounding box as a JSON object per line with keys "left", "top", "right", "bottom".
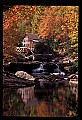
{"left": 17, "top": 41, "right": 22, "bottom": 47}
{"left": 3, "top": 89, "right": 25, "bottom": 116}
{"left": 67, "top": 110, "right": 77, "bottom": 117}
{"left": 27, "top": 105, "right": 36, "bottom": 117}
{"left": 34, "top": 42, "right": 53, "bottom": 54}
{"left": 69, "top": 61, "right": 78, "bottom": 74}
{"left": 13, "top": 53, "right": 26, "bottom": 62}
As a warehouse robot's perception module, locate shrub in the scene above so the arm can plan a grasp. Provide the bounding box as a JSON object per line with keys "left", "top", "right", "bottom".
{"left": 69, "top": 61, "right": 78, "bottom": 74}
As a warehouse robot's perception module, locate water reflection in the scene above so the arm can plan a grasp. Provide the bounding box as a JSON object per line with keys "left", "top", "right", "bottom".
{"left": 3, "top": 87, "right": 25, "bottom": 116}
{"left": 17, "top": 86, "right": 35, "bottom": 104}
{"left": 70, "top": 84, "right": 78, "bottom": 102}
{"left": 3, "top": 85, "right": 78, "bottom": 117}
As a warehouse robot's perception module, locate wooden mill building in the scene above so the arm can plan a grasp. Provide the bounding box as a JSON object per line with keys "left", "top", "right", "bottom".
{"left": 16, "top": 33, "right": 39, "bottom": 55}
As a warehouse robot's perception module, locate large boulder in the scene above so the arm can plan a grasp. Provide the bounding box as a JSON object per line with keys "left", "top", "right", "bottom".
{"left": 15, "top": 71, "right": 35, "bottom": 81}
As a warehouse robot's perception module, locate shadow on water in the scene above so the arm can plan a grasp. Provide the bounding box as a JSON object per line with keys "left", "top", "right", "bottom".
{"left": 3, "top": 84, "right": 78, "bottom": 117}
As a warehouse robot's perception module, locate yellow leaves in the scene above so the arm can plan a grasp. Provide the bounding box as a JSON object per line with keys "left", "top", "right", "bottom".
{"left": 38, "top": 9, "right": 62, "bottom": 40}
{"left": 62, "top": 7, "right": 78, "bottom": 52}
{"left": 54, "top": 38, "right": 57, "bottom": 42}
{"left": 30, "top": 8, "right": 33, "bottom": 11}
{"left": 71, "top": 43, "right": 78, "bottom": 48}
{"left": 68, "top": 110, "right": 77, "bottom": 116}
{"left": 61, "top": 25, "right": 66, "bottom": 30}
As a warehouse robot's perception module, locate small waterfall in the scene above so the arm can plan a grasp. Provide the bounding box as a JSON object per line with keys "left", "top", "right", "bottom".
{"left": 32, "top": 62, "right": 65, "bottom": 78}
{"left": 32, "top": 63, "right": 44, "bottom": 73}
{"left": 53, "top": 63, "right": 65, "bottom": 77}
{"left": 40, "top": 64, "right": 44, "bottom": 69}
{"left": 32, "top": 63, "right": 45, "bottom": 77}
{"left": 54, "top": 64, "right": 60, "bottom": 73}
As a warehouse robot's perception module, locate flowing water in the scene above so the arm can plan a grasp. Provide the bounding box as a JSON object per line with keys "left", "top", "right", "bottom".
{"left": 3, "top": 84, "right": 78, "bottom": 117}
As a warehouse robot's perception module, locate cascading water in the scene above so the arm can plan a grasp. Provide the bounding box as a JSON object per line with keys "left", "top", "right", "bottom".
{"left": 32, "top": 63, "right": 46, "bottom": 77}
{"left": 53, "top": 63, "right": 65, "bottom": 78}
{"left": 32, "top": 62, "right": 65, "bottom": 78}
{"left": 32, "top": 63, "right": 44, "bottom": 73}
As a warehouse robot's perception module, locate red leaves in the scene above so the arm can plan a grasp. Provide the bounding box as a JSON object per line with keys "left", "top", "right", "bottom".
{"left": 3, "top": 6, "right": 78, "bottom": 63}
{"left": 13, "top": 5, "right": 20, "bottom": 12}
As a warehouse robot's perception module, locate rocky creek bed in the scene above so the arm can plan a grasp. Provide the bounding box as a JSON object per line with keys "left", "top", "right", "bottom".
{"left": 3, "top": 53, "right": 78, "bottom": 88}
{"left": 3, "top": 53, "right": 78, "bottom": 117}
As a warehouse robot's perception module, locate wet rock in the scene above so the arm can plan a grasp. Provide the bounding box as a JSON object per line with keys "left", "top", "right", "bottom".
{"left": 64, "top": 66, "right": 71, "bottom": 71}
{"left": 68, "top": 71, "right": 78, "bottom": 86}
{"left": 68, "top": 73, "right": 78, "bottom": 79}
{"left": 68, "top": 74, "right": 75, "bottom": 79}
{"left": 76, "top": 75, "right": 78, "bottom": 79}
{"left": 69, "top": 80, "right": 78, "bottom": 86}
{"left": 63, "top": 60, "right": 70, "bottom": 64}
{"left": 50, "top": 73, "right": 60, "bottom": 76}
{"left": 15, "top": 71, "right": 35, "bottom": 81}
{"left": 69, "top": 79, "right": 77, "bottom": 81}
{"left": 25, "top": 55, "right": 35, "bottom": 61}
{"left": 64, "top": 78, "right": 68, "bottom": 80}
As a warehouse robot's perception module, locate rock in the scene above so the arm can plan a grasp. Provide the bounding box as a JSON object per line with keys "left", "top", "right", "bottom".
{"left": 64, "top": 66, "right": 71, "bottom": 71}
{"left": 8, "top": 62, "right": 11, "bottom": 65}
{"left": 50, "top": 71, "right": 65, "bottom": 79}
{"left": 75, "top": 71, "right": 78, "bottom": 74}
{"left": 64, "top": 78, "right": 68, "bottom": 80}
{"left": 69, "top": 79, "right": 77, "bottom": 81}
{"left": 15, "top": 71, "right": 35, "bottom": 81}
{"left": 63, "top": 60, "right": 70, "bottom": 64}
{"left": 25, "top": 55, "right": 35, "bottom": 61}
{"left": 76, "top": 75, "right": 78, "bottom": 79}
{"left": 60, "top": 72, "right": 65, "bottom": 76}
{"left": 68, "top": 74, "right": 75, "bottom": 79}
{"left": 68, "top": 73, "right": 78, "bottom": 79}
{"left": 69, "top": 80, "right": 78, "bottom": 86}
{"left": 50, "top": 73, "right": 60, "bottom": 76}
{"left": 59, "top": 59, "right": 63, "bottom": 63}
{"left": 63, "top": 57, "right": 69, "bottom": 60}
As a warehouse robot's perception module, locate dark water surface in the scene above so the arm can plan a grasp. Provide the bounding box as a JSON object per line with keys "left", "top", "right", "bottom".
{"left": 3, "top": 84, "right": 78, "bottom": 117}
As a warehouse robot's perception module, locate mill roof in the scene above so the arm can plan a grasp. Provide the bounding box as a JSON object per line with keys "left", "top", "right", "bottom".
{"left": 25, "top": 33, "right": 39, "bottom": 40}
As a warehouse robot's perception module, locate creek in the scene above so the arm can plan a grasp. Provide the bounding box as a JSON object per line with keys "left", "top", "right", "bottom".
{"left": 3, "top": 84, "right": 78, "bottom": 117}
{"left": 3, "top": 61, "right": 78, "bottom": 117}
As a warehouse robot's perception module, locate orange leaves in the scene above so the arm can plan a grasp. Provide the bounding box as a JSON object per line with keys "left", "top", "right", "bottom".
{"left": 59, "top": 42, "right": 67, "bottom": 46}
{"left": 3, "top": 14, "right": 18, "bottom": 30}
{"left": 3, "top": 6, "right": 78, "bottom": 62}
{"left": 38, "top": 9, "right": 55, "bottom": 40}
{"left": 35, "top": 101, "right": 50, "bottom": 117}
{"left": 38, "top": 7, "right": 63, "bottom": 40}
{"left": 56, "top": 102, "right": 60, "bottom": 108}
{"left": 13, "top": 5, "right": 20, "bottom": 12}
{"left": 56, "top": 31, "right": 67, "bottom": 39}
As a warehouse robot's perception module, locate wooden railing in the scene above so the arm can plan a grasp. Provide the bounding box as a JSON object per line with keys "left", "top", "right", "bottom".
{"left": 16, "top": 47, "right": 34, "bottom": 54}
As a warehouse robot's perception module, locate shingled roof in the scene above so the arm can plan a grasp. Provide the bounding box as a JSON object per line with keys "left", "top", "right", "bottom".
{"left": 25, "top": 33, "right": 39, "bottom": 40}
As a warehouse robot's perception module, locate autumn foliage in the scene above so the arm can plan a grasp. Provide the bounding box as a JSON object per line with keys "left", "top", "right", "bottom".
{"left": 3, "top": 5, "right": 79, "bottom": 64}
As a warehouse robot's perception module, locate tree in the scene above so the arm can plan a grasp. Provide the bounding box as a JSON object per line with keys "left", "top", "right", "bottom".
{"left": 38, "top": 7, "right": 63, "bottom": 49}
{"left": 52, "top": 6, "right": 78, "bottom": 53}
{"left": 3, "top": 5, "right": 78, "bottom": 64}
{"left": 3, "top": 5, "right": 46, "bottom": 63}
{"left": 63, "top": 6, "right": 79, "bottom": 53}
{"left": 3, "top": 5, "right": 34, "bottom": 63}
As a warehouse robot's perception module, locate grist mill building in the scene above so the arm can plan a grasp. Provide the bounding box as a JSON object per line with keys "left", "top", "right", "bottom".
{"left": 16, "top": 33, "right": 39, "bottom": 55}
